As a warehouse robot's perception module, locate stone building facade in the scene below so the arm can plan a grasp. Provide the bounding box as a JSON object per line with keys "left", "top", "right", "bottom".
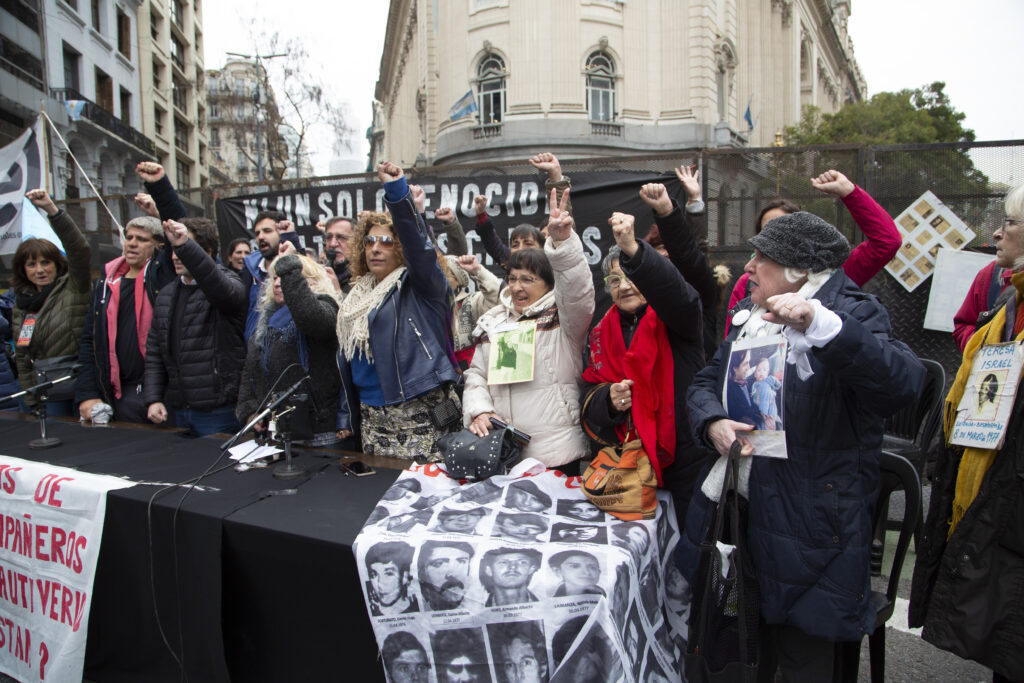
{"left": 369, "top": 0, "right": 866, "bottom": 167}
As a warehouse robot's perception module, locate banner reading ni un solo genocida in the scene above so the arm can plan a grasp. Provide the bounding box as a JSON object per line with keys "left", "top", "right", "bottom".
{"left": 353, "top": 458, "right": 689, "bottom": 682}
{"left": 0, "top": 456, "right": 134, "bottom": 683}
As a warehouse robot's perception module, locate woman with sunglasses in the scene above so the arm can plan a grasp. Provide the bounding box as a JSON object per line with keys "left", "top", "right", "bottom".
{"left": 335, "top": 162, "right": 461, "bottom": 460}
{"left": 462, "top": 187, "right": 595, "bottom": 474}
{"left": 581, "top": 207, "right": 709, "bottom": 522}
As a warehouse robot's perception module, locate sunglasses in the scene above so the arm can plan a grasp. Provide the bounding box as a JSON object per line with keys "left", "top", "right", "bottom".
{"left": 364, "top": 235, "right": 396, "bottom": 248}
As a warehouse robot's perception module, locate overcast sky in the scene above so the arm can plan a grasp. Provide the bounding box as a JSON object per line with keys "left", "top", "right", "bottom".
{"left": 203, "top": 0, "right": 1023, "bottom": 178}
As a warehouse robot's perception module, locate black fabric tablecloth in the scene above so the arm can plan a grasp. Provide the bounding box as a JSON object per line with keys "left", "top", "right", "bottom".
{"left": 0, "top": 415, "right": 397, "bottom": 682}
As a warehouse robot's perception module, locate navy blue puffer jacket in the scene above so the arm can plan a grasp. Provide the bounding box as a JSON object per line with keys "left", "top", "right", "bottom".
{"left": 682, "top": 270, "right": 925, "bottom": 642}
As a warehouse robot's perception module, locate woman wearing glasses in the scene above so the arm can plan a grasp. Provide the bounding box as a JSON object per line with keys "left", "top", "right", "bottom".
{"left": 462, "top": 188, "right": 595, "bottom": 473}
{"left": 335, "top": 162, "right": 461, "bottom": 460}
{"left": 581, "top": 206, "right": 710, "bottom": 520}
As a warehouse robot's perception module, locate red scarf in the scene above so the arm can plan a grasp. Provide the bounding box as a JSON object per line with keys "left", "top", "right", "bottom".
{"left": 582, "top": 305, "right": 676, "bottom": 484}
{"left": 103, "top": 256, "right": 155, "bottom": 399}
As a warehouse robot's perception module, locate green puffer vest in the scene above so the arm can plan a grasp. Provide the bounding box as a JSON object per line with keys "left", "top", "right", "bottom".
{"left": 12, "top": 210, "right": 92, "bottom": 394}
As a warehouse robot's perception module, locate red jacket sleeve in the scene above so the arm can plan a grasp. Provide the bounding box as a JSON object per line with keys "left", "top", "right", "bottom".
{"left": 841, "top": 185, "right": 901, "bottom": 286}
{"left": 953, "top": 260, "right": 998, "bottom": 351}
{"left": 722, "top": 273, "right": 750, "bottom": 338}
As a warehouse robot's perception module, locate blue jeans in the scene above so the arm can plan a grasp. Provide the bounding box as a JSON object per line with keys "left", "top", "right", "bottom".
{"left": 174, "top": 405, "right": 240, "bottom": 438}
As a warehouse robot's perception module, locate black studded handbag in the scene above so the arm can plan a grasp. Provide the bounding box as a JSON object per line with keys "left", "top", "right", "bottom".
{"left": 436, "top": 427, "right": 522, "bottom": 481}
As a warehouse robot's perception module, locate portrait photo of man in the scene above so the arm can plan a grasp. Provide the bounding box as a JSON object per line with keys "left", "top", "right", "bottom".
{"left": 556, "top": 499, "right": 604, "bottom": 522}
{"left": 611, "top": 522, "right": 651, "bottom": 565}
{"left": 503, "top": 480, "right": 552, "bottom": 513}
{"left": 382, "top": 478, "right": 422, "bottom": 505}
{"left": 364, "top": 540, "right": 419, "bottom": 616}
{"left": 550, "top": 523, "right": 607, "bottom": 544}
{"left": 457, "top": 479, "right": 503, "bottom": 506}
{"left": 381, "top": 631, "right": 430, "bottom": 683}
{"left": 418, "top": 540, "right": 475, "bottom": 611}
{"left": 487, "top": 620, "right": 549, "bottom": 683}
{"left": 433, "top": 507, "right": 488, "bottom": 535}
{"left": 480, "top": 547, "right": 542, "bottom": 606}
{"left": 432, "top": 627, "right": 493, "bottom": 683}
{"left": 548, "top": 549, "right": 605, "bottom": 597}
{"left": 492, "top": 513, "right": 548, "bottom": 543}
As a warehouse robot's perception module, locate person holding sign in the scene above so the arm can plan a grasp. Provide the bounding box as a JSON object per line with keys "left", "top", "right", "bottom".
{"left": 910, "top": 183, "right": 1024, "bottom": 683}
{"left": 11, "top": 189, "right": 91, "bottom": 415}
{"left": 581, "top": 191, "right": 710, "bottom": 524}
{"left": 462, "top": 188, "right": 595, "bottom": 472}
{"left": 335, "top": 162, "right": 461, "bottom": 460}
{"left": 683, "top": 211, "right": 924, "bottom": 680}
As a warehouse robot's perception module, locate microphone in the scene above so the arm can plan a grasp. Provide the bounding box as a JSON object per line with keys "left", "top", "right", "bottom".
{"left": 0, "top": 363, "right": 83, "bottom": 405}
{"left": 220, "top": 376, "right": 310, "bottom": 451}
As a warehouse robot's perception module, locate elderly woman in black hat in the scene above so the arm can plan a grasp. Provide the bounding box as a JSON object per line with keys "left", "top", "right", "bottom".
{"left": 682, "top": 212, "right": 925, "bottom": 680}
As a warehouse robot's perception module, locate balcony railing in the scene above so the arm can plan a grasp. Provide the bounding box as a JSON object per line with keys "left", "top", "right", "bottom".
{"left": 51, "top": 88, "right": 156, "bottom": 155}
{"left": 590, "top": 121, "right": 623, "bottom": 137}
{"left": 472, "top": 124, "right": 502, "bottom": 140}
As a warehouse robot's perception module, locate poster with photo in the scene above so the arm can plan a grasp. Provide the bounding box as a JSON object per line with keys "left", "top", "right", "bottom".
{"left": 723, "top": 335, "right": 788, "bottom": 459}
{"left": 488, "top": 320, "right": 537, "bottom": 385}
{"left": 886, "top": 190, "right": 976, "bottom": 292}
{"left": 354, "top": 459, "right": 685, "bottom": 683}
{"left": 951, "top": 342, "right": 1024, "bottom": 449}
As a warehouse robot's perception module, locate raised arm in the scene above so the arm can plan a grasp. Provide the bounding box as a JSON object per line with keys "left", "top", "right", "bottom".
{"left": 136, "top": 162, "right": 187, "bottom": 221}
{"left": 435, "top": 206, "right": 468, "bottom": 256}
{"left": 162, "top": 219, "right": 246, "bottom": 315}
{"left": 474, "top": 194, "right": 511, "bottom": 268}
{"left": 379, "top": 162, "right": 450, "bottom": 300}
{"left": 25, "top": 189, "right": 91, "bottom": 293}
{"left": 811, "top": 170, "right": 900, "bottom": 286}
{"left": 531, "top": 152, "right": 573, "bottom": 217}
{"left": 545, "top": 188, "right": 594, "bottom": 348}
{"left": 273, "top": 254, "right": 340, "bottom": 341}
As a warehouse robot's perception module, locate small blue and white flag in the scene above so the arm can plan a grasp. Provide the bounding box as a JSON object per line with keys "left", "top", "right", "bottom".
{"left": 448, "top": 90, "right": 478, "bottom": 122}
{"left": 743, "top": 95, "right": 757, "bottom": 132}
{"left": 65, "top": 100, "right": 86, "bottom": 122}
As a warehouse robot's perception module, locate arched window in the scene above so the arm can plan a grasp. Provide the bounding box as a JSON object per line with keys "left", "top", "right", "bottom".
{"left": 477, "top": 54, "right": 506, "bottom": 125}
{"left": 586, "top": 51, "right": 616, "bottom": 122}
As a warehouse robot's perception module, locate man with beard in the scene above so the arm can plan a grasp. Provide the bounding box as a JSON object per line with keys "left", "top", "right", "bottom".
{"left": 365, "top": 540, "right": 418, "bottom": 615}
{"left": 418, "top": 540, "right": 474, "bottom": 611}
{"left": 240, "top": 210, "right": 303, "bottom": 340}
{"left": 319, "top": 216, "right": 354, "bottom": 293}
{"left": 480, "top": 548, "right": 541, "bottom": 606}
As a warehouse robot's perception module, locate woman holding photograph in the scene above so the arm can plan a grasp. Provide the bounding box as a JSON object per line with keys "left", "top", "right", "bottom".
{"left": 462, "top": 188, "right": 594, "bottom": 473}
{"left": 581, "top": 192, "right": 712, "bottom": 520}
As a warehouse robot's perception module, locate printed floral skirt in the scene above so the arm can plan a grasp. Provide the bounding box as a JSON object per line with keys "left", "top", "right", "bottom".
{"left": 359, "top": 385, "right": 460, "bottom": 461}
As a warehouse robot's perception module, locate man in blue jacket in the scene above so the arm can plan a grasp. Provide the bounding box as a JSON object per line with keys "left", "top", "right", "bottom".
{"left": 241, "top": 211, "right": 304, "bottom": 341}
{"left": 683, "top": 212, "right": 925, "bottom": 681}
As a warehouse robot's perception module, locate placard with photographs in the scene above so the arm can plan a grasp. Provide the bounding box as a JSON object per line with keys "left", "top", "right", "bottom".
{"left": 950, "top": 341, "right": 1024, "bottom": 450}
{"left": 885, "top": 190, "right": 976, "bottom": 292}
{"left": 354, "top": 458, "right": 686, "bottom": 683}
{"left": 723, "top": 335, "right": 788, "bottom": 459}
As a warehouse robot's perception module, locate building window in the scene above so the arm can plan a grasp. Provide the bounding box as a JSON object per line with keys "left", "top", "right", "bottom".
{"left": 170, "top": 35, "right": 185, "bottom": 71}
{"left": 62, "top": 43, "right": 81, "bottom": 92}
{"left": 197, "top": 105, "right": 205, "bottom": 131}
{"left": 170, "top": 0, "right": 184, "bottom": 27}
{"left": 172, "top": 76, "right": 188, "bottom": 111}
{"left": 90, "top": 0, "right": 101, "bottom": 31}
{"left": 150, "top": 8, "right": 161, "bottom": 40}
{"left": 119, "top": 87, "right": 131, "bottom": 125}
{"left": 209, "top": 126, "right": 219, "bottom": 147}
{"left": 476, "top": 54, "right": 505, "bottom": 125}
{"left": 174, "top": 117, "right": 190, "bottom": 152}
{"left": 2, "top": 36, "right": 45, "bottom": 89}
{"left": 176, "top": 159, "right": 191, "bottom": 187}
{"left": 152, "top": 57, "right": 164, "bottom": 90}
{"left": 154, "top": 104, "right": 165, "bottom": 136}
{"left": 94, "top": 67, "right": 113, "bottom": 114}
{"left": 116, "top": 9, "right": 131, "bottom": 58}
{"left": 585, "top": 51, "right": 616, "bottom": 122}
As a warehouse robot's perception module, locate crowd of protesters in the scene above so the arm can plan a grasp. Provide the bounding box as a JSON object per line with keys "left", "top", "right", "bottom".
{"left": 5, "top": 148, "right": 1023, "bottom": 683}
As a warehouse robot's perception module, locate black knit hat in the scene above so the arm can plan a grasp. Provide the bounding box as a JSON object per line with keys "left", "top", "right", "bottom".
{"left": 749, "top": 211, "right": 850, "bottom": 272}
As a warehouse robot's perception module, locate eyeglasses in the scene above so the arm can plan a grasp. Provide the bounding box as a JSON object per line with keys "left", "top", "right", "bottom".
{"left": 603, "top": 274, "right": 633, "bottom": 289}
{"left": 503, "top": 657, "right": 540, "bottom": 676}
{"left": 506, "top": 275, "right": 541, "bottom": 286}
{"left": 364, "top": 235, "right": 396, "bottom": 248}
{"left": 325, "top": 233, "right": 350, "bottom": 244}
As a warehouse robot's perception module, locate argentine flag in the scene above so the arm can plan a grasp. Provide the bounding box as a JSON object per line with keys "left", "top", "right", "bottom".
{"left": 448, "top": 90, "right": 478, "bottom": 122}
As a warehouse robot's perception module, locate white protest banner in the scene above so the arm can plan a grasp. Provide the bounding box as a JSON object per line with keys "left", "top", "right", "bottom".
{"left": 354, "top": 459, "right": 686, "bottom": 683}
{"left": 0, "top": 456, "right": 134, "bottom": 683}
{"left": 951, "top": 342, "right": 1024, "bottom": 450}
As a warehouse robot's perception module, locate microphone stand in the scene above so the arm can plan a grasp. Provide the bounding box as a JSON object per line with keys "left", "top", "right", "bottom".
{"left": 0, "top": 371, "right": 79, "bottom": 450}
{"left": 220, "top": 377, "right": 308, "bottom": 452}
{"left": 270, "top": 399, "right": 307, "bottom": 480}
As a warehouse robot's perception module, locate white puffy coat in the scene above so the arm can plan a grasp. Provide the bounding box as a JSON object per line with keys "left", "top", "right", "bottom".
{"left": 462, "top": 231, "right": 595, "bottom": 467}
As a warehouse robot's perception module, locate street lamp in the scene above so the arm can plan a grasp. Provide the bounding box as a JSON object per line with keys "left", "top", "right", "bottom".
{"left": 225, "top": 50, "right": 286, "bottom": 181}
